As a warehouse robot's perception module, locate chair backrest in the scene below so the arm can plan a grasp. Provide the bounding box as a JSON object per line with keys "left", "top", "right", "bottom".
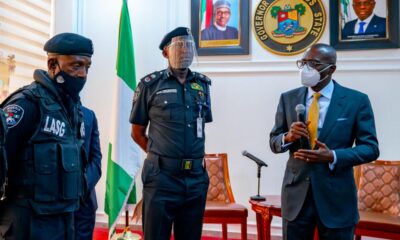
{"left": 204, "top": 153, "right": 235, "bottom": 203}
{"left": 355, "top": 160, "right": 400, "bottom": 216}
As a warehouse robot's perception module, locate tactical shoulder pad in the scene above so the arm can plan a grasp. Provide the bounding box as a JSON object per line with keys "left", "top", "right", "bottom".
{"left": 140, "top": 70, "right": 164, "bottom": 87}
{"left": 0, "top": 85, "right": 35, "bottom": 108}
{"left": 195, "top": 72, "right": 212, "bottom": 85}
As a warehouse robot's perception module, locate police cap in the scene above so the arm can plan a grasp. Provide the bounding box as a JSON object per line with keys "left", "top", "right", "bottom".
{"left": 44, "top": 32, "right": 94, "bottom": 57}
{"left": 159, "top": 27, "right": 191, "bottom": 50}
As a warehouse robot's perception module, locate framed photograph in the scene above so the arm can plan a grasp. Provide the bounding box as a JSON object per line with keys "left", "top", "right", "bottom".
{"left": 330, "top": 0, "right": 400, "bottom": 50}
{"left": 191, "top": 0, "right": 249, "bottom": 56}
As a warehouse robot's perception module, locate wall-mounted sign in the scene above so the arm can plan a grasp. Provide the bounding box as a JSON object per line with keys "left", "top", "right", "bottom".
{"left": 253, "top": 0, "right": 326, "bottom": 55}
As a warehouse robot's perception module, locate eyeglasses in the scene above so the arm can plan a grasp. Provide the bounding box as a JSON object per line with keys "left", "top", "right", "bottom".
{"left": 216, "top": 11, "right": 231, "bottom": 16}
{"left": 353, "top": 1, "right": 375, "bottom": 7}
{"left": 296, "top": 60, "right": 333, "bottom": 69}
{"left": 169, "top": 41, "right": 195, "bottom": 49}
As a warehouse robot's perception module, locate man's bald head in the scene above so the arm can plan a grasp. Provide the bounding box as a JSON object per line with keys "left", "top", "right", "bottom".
{"left": 306, "top": 43, "right": 337, "bottom": 65}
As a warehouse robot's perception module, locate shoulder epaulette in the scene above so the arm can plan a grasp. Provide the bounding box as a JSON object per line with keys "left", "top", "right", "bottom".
{"left": 195, "top": 72, "right": 212, "bottom": 85}
{"left": 140, "top": 70, "right": 164, "bottom": 87}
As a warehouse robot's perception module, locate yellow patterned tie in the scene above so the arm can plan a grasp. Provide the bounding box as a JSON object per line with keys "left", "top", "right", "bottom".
{"left": 308, "top": 92, "right": 321, "bottom": 149}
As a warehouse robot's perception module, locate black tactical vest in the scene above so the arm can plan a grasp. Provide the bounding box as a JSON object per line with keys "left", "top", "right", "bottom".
{"left": 2, "top": 82, "right": 86, "bottom": 214}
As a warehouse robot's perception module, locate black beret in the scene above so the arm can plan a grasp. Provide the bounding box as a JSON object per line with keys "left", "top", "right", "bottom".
{"left": 44, "top": 32, "right": 94, "bottom": 57}
{"left": 159, "top": 27, "right": 192, "bottom": 50}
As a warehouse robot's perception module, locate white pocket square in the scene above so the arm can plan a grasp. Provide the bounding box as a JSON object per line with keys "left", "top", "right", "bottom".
{"left": 336, "top": 118, "right": 348, "bottom": 121}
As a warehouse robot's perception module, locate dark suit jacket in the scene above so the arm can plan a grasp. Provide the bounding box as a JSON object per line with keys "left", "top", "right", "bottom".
{"left": 75, "top": 106, "right": 102, "bottom": 212}
{"left": 342, "top": 15, "right": 386, "bottom": 39}
{"left": 201, "top": 25, "right": 239, "bottom": 40}
{"left": 270, "top": 81, "right": 379, "bottom": 228}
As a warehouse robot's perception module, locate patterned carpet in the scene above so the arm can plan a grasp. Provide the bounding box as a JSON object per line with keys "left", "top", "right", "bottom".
{"left": 93, "top": 228, "right": 234, "bottom": 240}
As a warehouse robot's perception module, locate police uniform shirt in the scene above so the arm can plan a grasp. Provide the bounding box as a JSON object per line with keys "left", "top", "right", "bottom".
{"left": 129, "top": 69, "right": 212, "bottom": 159}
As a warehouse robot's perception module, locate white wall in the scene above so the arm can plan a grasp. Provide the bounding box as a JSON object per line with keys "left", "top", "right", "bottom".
{"left": 55, "top": 0, "right": 400, "bottom": 234}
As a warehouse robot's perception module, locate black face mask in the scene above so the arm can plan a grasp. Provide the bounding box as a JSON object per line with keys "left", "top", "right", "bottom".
{"left": 54, "top": 70, "right": 86, "bottom": 97}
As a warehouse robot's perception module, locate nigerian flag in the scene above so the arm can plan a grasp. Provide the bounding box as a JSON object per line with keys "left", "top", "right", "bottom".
{"left": 341, "top": 0, "right": 352, "bottom": 25}
{"left": 201, "top": 0, "right": 213, "bottom": 30}
{"left": 104, "top": 0, "right": 140, "bottom": 238}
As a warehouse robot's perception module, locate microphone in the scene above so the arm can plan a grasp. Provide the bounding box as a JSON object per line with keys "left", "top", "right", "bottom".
{"left": 295, "top": 104, "right": 306, "bottom": 122}
{"left": 242, "top": 151, "right": 268, "bottom": 167}
{"left": 295, "top": 104, "right": 310, "bottom": 149}
{"left": 243, "top": 150, "right": 267, "bottom": 201}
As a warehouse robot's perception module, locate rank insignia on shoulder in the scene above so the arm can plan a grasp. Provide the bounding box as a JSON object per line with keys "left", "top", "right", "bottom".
{"left": 3, "top": 104, "right": 24, "bottom": 128}
{"left": 141, "top": 71, "right": 162, "bottom": 86}
{"left": 190, "top": 83, "right": 204, "bottom": 91}
{"left": 196, "top": 73, "right": 211, "bottom": 85}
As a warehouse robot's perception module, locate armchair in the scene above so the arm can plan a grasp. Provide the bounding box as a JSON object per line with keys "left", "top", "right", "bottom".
{"left": 203, "top": 153, "right": 248, "bottom": 240}
{"left": 354, "top": 160, "right": 400, "bottom": 240}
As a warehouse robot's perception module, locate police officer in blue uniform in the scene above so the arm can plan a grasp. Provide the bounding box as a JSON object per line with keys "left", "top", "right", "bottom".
{"left": 130, "top": 27, "right": 212, "bottom": 240}
{"left": 0, "top": 32, "right": 93, "bottom": 240}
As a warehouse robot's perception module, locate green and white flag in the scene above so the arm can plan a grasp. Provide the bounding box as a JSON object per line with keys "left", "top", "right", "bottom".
{"left": 104, "top": 0, "right": 140, "bottom": 238}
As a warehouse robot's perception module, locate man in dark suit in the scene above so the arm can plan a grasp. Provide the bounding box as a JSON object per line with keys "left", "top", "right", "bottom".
{"left": 74, "top": 106, "right": 102, "bottom": 240}
{"left": 342, "top": 0, "right": 386, "bottom": 39}
{"left": 270, "top": 43, "right": 379, "bottom": 240}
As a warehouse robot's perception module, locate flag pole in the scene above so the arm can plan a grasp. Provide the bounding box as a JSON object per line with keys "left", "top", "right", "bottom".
{"left": 106, "top": 0, "right": 141, "bottom": 239}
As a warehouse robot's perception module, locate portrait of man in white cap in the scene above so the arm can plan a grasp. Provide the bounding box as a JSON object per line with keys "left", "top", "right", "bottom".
{"left": 201, "top": 0, "right": 239, "bottom": 41}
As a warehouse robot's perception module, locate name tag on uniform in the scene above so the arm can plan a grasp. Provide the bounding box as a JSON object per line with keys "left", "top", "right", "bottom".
{"left": 156, "top": 89, "right": 177, "bottom": 95}
{"left": 42, "top": 115, "right": 66, "bottom": 137}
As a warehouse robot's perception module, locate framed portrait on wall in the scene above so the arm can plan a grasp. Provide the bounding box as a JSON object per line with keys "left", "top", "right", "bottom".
{"left": 191, "top": 0, "right": 249, "bottom": 56}
{"left": 330, "top": 0, "right": 400, "bottom": 50}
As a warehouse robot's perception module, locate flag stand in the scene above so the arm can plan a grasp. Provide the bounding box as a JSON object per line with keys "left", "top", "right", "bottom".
{"left": 112, "top": 205, "right": 142, "bottom": 240}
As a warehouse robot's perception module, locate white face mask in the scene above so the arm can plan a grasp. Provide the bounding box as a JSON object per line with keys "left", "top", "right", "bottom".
{"left": 300, "top": 64, "right": 332, "bottom": 87}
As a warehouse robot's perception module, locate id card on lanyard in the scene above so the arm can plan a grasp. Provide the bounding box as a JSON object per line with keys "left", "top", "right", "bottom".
{"left": 197, "top": 103, "right": 203, "bottom": 138}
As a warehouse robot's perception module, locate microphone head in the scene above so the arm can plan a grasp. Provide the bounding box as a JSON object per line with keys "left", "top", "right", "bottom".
{"left": 241, "top": 150, "right": 248, "bottom": 156}
{"left": 295, "top": 104, "right": 305, "bottom": 114}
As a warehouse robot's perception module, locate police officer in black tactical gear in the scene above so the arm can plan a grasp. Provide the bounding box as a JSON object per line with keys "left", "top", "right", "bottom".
{"left": 0, "top": 32, "right": 93, "bottom": 240}
{"left": 130, "top": 27, "right": 212, "bottom": 240}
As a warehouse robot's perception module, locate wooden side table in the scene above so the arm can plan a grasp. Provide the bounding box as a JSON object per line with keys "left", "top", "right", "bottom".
{"left": 249, "top": 195, "right": 282, "bottom": 240}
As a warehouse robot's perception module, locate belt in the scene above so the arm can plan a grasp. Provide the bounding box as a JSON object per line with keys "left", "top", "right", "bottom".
{"left": 148, "top": 152, "right": 204, "bottom": 172}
